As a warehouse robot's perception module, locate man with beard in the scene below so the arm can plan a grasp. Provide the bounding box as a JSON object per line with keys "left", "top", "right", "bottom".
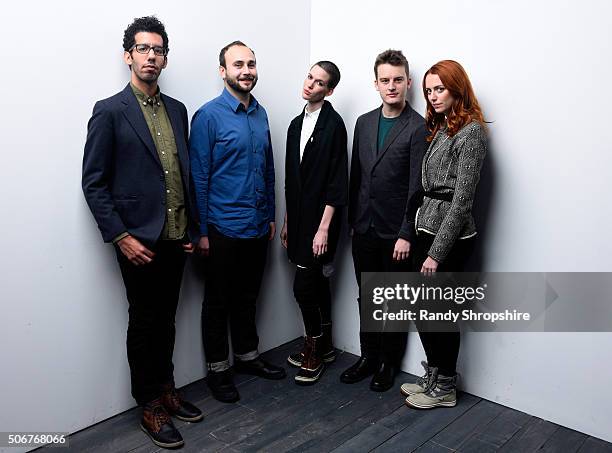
{"left": 82, "top": 16, "right": 203, "bottom": 449}
{"left": 190, "top": 41, "right": 286, "bottom": 403}
{"left": 280, "top": 61, "right": 348, "bottom": 385}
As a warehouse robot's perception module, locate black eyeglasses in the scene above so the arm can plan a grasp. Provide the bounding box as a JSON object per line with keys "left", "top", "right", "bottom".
{"left": 129, "top": 43, "right": 168, "bottom": 56}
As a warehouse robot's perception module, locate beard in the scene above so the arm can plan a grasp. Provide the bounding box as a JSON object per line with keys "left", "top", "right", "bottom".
{"left": 226, "top": 74, "right": 258, "bottom": 93}
{"left": 134, "top": 64, "right": 161, "bottom": 85}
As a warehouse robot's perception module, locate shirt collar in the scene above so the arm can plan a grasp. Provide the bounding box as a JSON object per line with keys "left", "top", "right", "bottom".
{"left": 221, "top": 87, "right": 259, "bottom": 113}
{"left": 303, "top": 104, "right": 322, "bottom": 119}
{"left": 131, "top": 82, "right": 161, "bottom": 106}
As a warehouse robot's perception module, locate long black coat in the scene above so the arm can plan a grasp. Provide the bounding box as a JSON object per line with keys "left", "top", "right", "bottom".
{"left": 285, "top": 101, "right": 348, "bottom": 267}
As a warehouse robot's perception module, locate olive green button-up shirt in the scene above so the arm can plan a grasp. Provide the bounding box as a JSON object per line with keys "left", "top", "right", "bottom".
{"left": 131, "top": 83, "right": 187, "bottom": 241}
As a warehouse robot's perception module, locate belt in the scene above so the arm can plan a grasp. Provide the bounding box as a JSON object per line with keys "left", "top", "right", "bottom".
{"left": 406, "top": 190, "right": 453, "bottom": 221}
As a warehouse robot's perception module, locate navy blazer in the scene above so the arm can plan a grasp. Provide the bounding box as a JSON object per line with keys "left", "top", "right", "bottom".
{"left": 348, "top": 102, "right": 428, "bottom": 243}
{"left": 82, "top": 84, "right": 197, "bottom": 247}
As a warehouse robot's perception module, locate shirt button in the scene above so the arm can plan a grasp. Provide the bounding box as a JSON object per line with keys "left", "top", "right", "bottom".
{"left": 157, "top": 132, "right": 161, "bottom": 136}
{"left": 162, "top": 151, "right": 165, "bottom": 155}
{"left": 168, "top": 208, "right": 172, "bottom": 212}
{"left": 153, "top": 113, "right": 157, "bottom": 117}
{"left": 165, "top": 170, "right": 169, "bottom": 174}
{"left": 167, "top": 189, "right": 170, "bottom": 193}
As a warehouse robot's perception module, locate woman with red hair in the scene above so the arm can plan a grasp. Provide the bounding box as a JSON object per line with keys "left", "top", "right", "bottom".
{"left": 401, "top": 60, "right": 487, "bottom": 409}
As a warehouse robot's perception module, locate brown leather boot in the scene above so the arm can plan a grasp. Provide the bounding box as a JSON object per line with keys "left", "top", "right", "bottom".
{"left": 294, "top": 335, "right": 325, "bottom": 385}
{"left": 288, "top": 325, "right": 336, "bottom": 368}
{"left": 161, "top": 383, "right": 204, "bottom": 422}
{"left": 141, "top": 398, "right": 184, "bottom": 448}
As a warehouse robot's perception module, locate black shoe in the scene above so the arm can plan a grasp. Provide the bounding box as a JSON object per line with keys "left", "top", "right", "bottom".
{"left": 370, "top": 362, "right": 397, "bottom": 392}
{"left": 141, "top": 400, "right": 184, "bottom": 449}
{"left": 161, "top": 385, "right": 204, "bottom": 422}
{"left": 340, "top": 356, "right": 378, "bottom": 384}
{"left": 234, "top": 357, "right": 287, "bottom": 380}
{"left": 207, "top": 369, "right": 240, "bottom": 403}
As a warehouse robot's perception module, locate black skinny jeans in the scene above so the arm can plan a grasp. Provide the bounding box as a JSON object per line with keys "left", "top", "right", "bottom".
{"left": 116, "top": 239, "right": 186, "bottom": 405}
{"left": 352, "top": 227, "right": 412, "bottom": 365}
{"left": 413, "top": 233, "right": 474, "bottom": 376}
{"left": 292, "top": 265, "right": 332, "bottom": 337}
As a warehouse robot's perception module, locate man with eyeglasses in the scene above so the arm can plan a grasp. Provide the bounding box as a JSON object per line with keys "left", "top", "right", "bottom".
{"left": 82, "top": 16, "right": 202, "bottom": 449}
{"left": 190, "top": 41, "right": 285, "bottom": 404}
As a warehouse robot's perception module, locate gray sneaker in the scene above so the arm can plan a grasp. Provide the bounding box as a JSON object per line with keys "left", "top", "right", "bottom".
{"left": 400, "top": 361, "right": 431, "bottom": 396}
{"left": 405, "top": 369, "right": 457, "bottom": 409}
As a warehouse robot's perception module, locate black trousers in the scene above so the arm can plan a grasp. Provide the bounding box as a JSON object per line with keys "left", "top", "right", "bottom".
{"left": 293, "top": 265, "right": 332, "bottom": 337}
{"left": 202, "top": 225, "right": 268, "bottom": 366}
{"left": 352, "top": 227, "right": 412, "bottom": 365}
{"left": 413, "top": 233, "right": 474, "bottom": 376}
{"left": 116, "top": 239, "right": 186, "bottom": 406}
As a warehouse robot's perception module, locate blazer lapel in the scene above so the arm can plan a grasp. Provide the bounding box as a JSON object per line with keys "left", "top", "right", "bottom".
{"left": 287, "top": 114, "right": 303, "bottom": 193}
{"left": 120, "top": 84, "right": 161, "bottom": 167}
{"left": 374, "top": 102, "right": 412, "bottom": 166}
{"left": 362, "top": 108, "right": 380, "bottom": 172}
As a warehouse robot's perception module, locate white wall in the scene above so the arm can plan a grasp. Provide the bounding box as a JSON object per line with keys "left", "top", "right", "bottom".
{"left": 0, "top": 0, "right": 310, "bottom": 448}
{"left": 311, "top": 0, "right": 612, "bottom": 443}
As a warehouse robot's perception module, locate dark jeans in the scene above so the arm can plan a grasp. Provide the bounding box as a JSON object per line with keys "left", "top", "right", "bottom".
{"left": 413, "top": 233, "right": 474, "bottom": 376}
{"left": 293, "top": 265, "right": 332, "bottom": 337}
{"left": 352, "top": 227, "right": 412, "bottom": 365}
{"left": 202, "top": 225, "right": 268, "bottom": 366}
{"left": 116, "top": 239, "right": 186, "bottom": 406}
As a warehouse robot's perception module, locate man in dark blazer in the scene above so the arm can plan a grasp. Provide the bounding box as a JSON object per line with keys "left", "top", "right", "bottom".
{"left": 82, "top": 16, "right": 202, "bottom": 449}
{"left": 280, "top": 61, "right": 348, "bottom": 385}
{"left": 343, "top": 49, "right": 428, "bottom": 392}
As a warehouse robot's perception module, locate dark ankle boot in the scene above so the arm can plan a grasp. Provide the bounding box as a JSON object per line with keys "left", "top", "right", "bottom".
{"left": 141, "top": 399, "right": 184, "bottom": 448}
{"left": 161, "top": 383, "right": 204, "bottom": 422}
{"left": 295, "top": 335, "right": 325, "bottom": 385}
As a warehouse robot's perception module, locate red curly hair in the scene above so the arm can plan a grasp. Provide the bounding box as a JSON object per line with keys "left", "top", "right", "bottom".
{"left": 423, "top": 60, "right": 485, "bottom": 142}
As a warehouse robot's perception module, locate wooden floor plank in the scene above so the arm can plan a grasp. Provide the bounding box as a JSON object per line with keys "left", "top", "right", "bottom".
{"left": 539, "top": 426, "right": 587, "bottom": 452}
{"left": 262, "top": 374, "right": 385, "bottom": 452}
{"left": 414, "top": 441, "right": 456, "bottom": 452}
{"left": 298, "top": 382, "right": 405, "bottom": 453}
{"left": 370, "top": 393, "right": 481, "bottom": 452}
{"left": 497, "top": 417, "right": 559, "bottom": 452}
{"left": 227, "top": 376, "right": 364, "bottom": 451}
{"left": 430, "top": 399, "right": 504, "bottom": 449}
{"left": 458, "top": 406, "right": 532, "bottom": 453}
{"left": 578, "top": 437, "right": 612, "bottom": 453}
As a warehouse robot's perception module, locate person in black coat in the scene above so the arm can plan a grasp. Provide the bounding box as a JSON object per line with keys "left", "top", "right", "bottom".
{"left": 280, "top": 61, "right": 348, "bottom": 385}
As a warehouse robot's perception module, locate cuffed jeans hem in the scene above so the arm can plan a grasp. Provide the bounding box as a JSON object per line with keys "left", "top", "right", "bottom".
{"left": 208, "top": 360, "right": 230, "bottom": 373}
{"left": 234, "top": 350, "right": 259, "bottom": 362}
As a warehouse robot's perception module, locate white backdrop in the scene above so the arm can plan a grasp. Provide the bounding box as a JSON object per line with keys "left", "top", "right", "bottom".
{"left": 0, "top": 1, "right": 309, "bottom": 448}
{"left": 2, "top": 0, "right": 612, "bottom": 449}
{"left": 310, "top": 0, "right": 612, "bottom": 443}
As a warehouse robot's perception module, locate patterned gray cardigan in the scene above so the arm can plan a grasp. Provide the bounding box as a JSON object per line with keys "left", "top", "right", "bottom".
{"left": 415, "top": 121, "right": 487, "bottom": 263}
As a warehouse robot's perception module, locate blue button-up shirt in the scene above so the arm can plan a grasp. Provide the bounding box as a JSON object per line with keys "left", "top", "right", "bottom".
{"left": 190, "top": 88, "right": 275, "bottom": 238}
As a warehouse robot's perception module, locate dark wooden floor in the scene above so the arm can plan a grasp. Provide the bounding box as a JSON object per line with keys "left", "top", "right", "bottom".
{"left": 44, "top": 339, "right": 612, "bottom": 453}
